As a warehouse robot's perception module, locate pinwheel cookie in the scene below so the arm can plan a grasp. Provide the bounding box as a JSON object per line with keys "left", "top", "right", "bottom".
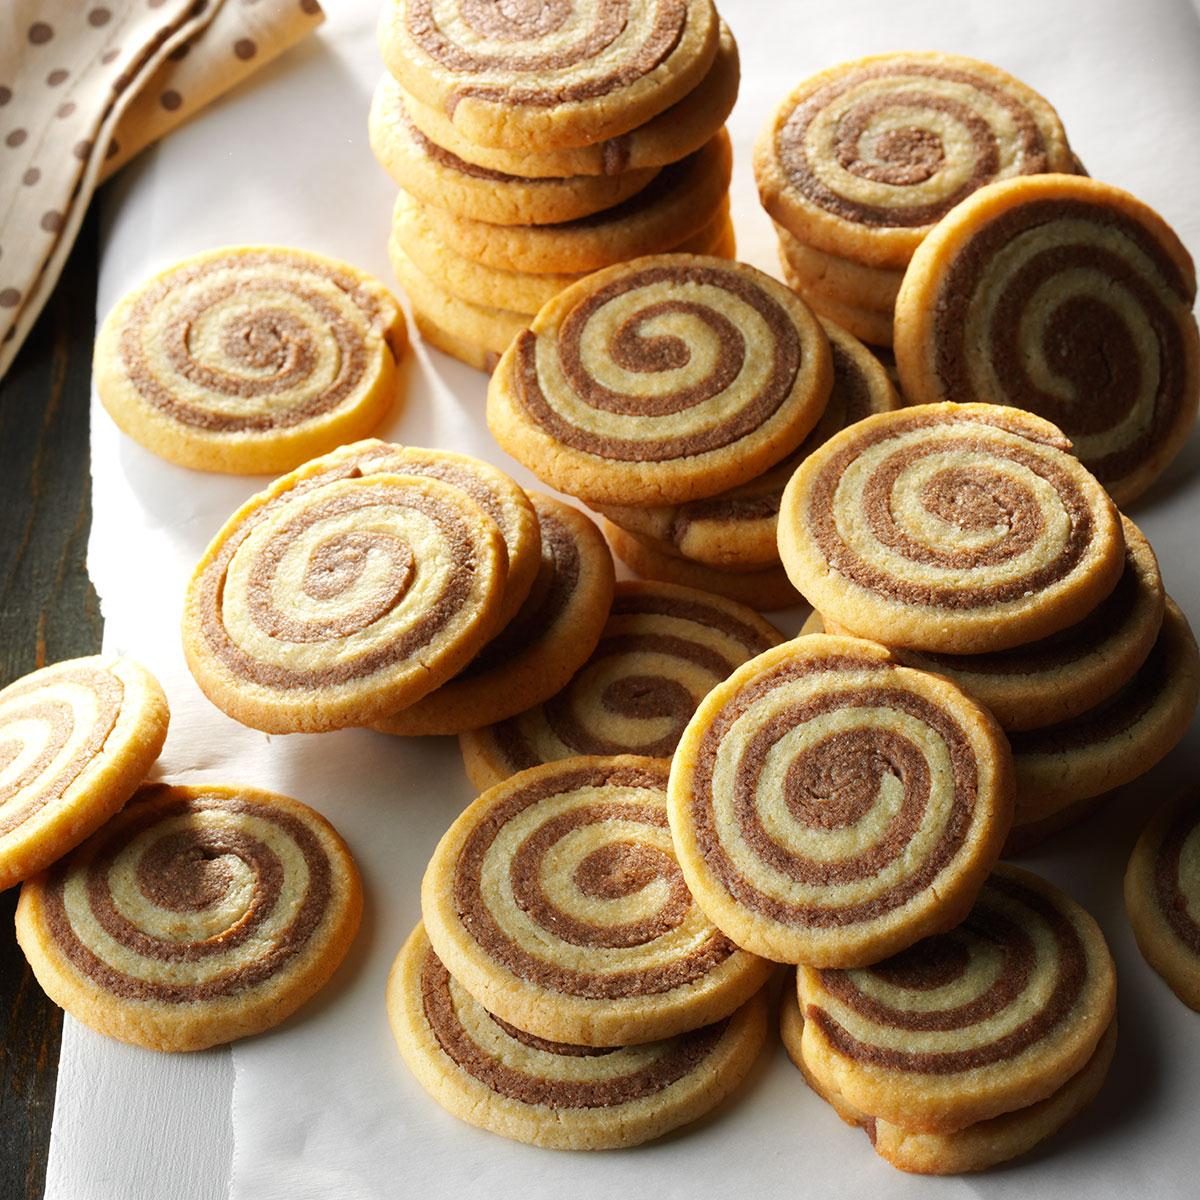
{"left": 777, "top": 403, "right": 1125, "bottom": 654}
{"left": 894, "top": 175, "right": 1200, "bottom": 505}
{"left": 378, "top": 0, "right": 721, "bottom": 151}
{"left": 667, "top": 634, "right": 1014, "bottom": 966}
{"left": 94, "top": 247, "right": 407, "bottom": 475}
{"left": 421, "top": 756, "right": 773, "bottom": 1046}
{"left": 0, "top": 657, "right": 168, "bottom": 891}
{"left": 389, "top": 925, "right": 768, "bottom": 1149}
{"left": 374, "top": 495, "right": 615, "bottom": 736}
{"left": 15, "top": 783, "right": 362, "bottom": 1052}
{"left": 796, "top": 866, "right": 1117, "bottom": 1133}
{"left": 781, "top": 983, "right": 1116, "bottom": 1174}
{"left": 488, "top": 254, "right": 833, "bottom": 506}
{"left": 1125, "top": 791, "right": 1200, "bottom": 1010}
{"left": 459, "top": 580, "right": 783, "bottom": 790}
{"left": 182, "top": 442, "right": 511, "bottom": 733}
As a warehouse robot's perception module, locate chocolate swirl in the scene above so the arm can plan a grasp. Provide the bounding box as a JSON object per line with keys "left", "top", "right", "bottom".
{"left": 30, "top": 785, "right": 359, "bottom": 1024}
{"left": 897, "top": 182, "right": 1200, "bottom": 502}
{"left": 674, "top": 638, "right": 1011, "bottom": 964}
{"left": 466, "top": 581, "right": 781, "bottom": 785}
{"left": 184, "top": 444, "right": 507, "bottom": 732}
{"left": 1152, "top": 800, "right": 1200, "bottom": 957}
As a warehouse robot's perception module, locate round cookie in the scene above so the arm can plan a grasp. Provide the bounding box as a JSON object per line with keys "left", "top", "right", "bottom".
{"left": 459, "top": 580, "right": 783, "bottom": 790}
{"left": 368, "top": 87, "right": 659, "bottom": 225}
{"left": 1007, "top": 598, "right": 1199, "bottom": 825}
{"left": 777, "top": 403, "right": 1126, "bottom": 654}
{"left": 754, "top": 52, "right": 1077, "bottom": 269}
{"left": 373, "top": 495, "right": 615, "bottom": 736}
{"left": 378, "top": 0, "right": 721, "bottom": 151}
{"left": 603, "top": 520, "right": 804, "bottom": 611}
{"left": 15, "top": 783, "right": 362, "bottom": 1052}
{"left": 414, "top": 131, "right": 733, "bottom": 276}
{"left": 776, "top": 271, "right": 896, "bottom": 348}
{"left": 421, "top": 755, "right": 774, "bottom": 1046}
{"left": 870, "top": 516, "right": 1164, "bottom": 731}
{"left": 775, "top": 225, "right": 904, "bottom": 314}
{"left": 182, "top": 442, "right": 510, "bottom": 733}
{"left": 0, "top": 657, "right": 169, "bottom": 891}
{"left": 781, "top": 985, "right": 1117, "bottom": 1175}
{"left": 598, "top": 319, "right": 900, "bottom": 568}
{"left": 893, "top": 174, "right": 1200, "bottom": 505}
{"left": 389, "top": 923, "right": 768, "bottom": 1148}
{"left": 667, "top": 634, "right": 1014, "bottom": 966}
{"left": 394, "top": 21, "right": 739, "bottom": 177}
{"left": 488, "top": 254, "right": 834, "bottom": 506}
{"left": 1125, "top": 791, "right": 1200, "bottom": 1010}
{"left": 797, "top": 864, "right": 1117, "bottom": 1132}
{"left": 94, "top": 247, "right": 406, "bottom": 475}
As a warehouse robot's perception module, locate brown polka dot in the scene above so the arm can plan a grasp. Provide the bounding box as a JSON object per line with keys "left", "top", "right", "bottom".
{"left": 28, "top": 23, "right": 53, "bottom": 45}
{"left": 234, "top": 38, "right": 257, "bottom": 60}
{"left": 5, "top": 129, "right": 27, "bottom": 148}
{"left": 106, "top": 138, "right": 120, "bottom": 160}
{"left": 40, "top": 211, "right": 64, "bottom": 234}
{"left": 160, "top": 90, "right": 182, "bottom": 111}
{"left": 0, "top": 87, "right": 11, "bottom": 106}
{"left": 0, "top": 289, "right": 21, "bottom": 309}
{"left": 74, "top": 140, "right": 92, "bottom": 160}
{"left": 88, "top": 7, "right": 112, "bottom": 25}
{"left": 101, "top": 48, "right": 120, "bottom": 65}
{"left": 46, "top": 69, "right": 68, "bottom": 87}
{"left": 22, "top": 168, "right": 40, "bottom": 186}
{"left": 300, "top": 0, "right": 321, "bottom": 13}
{"left": 56, "top": 102, "right": 76, "bottom": 118}
{"left": 168, "top": 42, "right": 191, "bottom": 62}
{"left": 111, "top": 73, "right": 130, "bottom": 93}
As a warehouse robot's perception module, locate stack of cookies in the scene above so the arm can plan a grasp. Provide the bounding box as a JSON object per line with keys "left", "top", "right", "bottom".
{"left": 486, "top": 251, "right": 878, "bottom": 611}
{"left": 370, "top": 1, "right": 741, "bottom": 370}
{"left": 389, "top": 756, "right": 774, "bottom": 1149}
{"left": 777, "top": 402, "right": 1200, "bottom": 849}
{"left": 754, "top": 51, "right": 1082, "bottom": 347}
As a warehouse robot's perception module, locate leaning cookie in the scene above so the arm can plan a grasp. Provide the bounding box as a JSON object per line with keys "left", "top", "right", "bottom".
{"left": 0, "top": 657, "right": 169, "bottom": 891}
{"left": 781, "top": 984, "right": 1117, "bottom": 1175}
{"left": 667, "top": 634, "right": 1014, "bottom": 966}
{"left": 94, "top": 247, "right": 407, "bottom": 475}
{"left": 15, "top": 783, "right": 362, "bottom": 1051}
{"left": 373, "top": 496, "right": 615, "bottom": 736}
{"left": 1125, "top": 791, "right": 1200, "bottom": 1011}
{"left": 421, "top": 755, "right": 774, "bottom": 1046}
{"left": 389, "top": 924, "right": 768, "bottom": 1149}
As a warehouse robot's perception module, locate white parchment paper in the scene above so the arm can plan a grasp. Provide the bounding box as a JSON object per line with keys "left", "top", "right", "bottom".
{"left": 46, "top": 1, "right": 1200, "bottom": 1196}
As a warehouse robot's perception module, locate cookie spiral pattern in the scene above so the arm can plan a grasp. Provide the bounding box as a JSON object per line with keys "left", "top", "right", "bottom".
{"left": 489, "top": 255, "right": 833, "bottom": 505}
{"left": 95, "top": 247, "right": 406, "bottom": 475}
{"left": 389, "top": 925, "right": 767, "bottom": 1148}
{"left": 778, "top": 403, "right": 1125, "bottom": 653}
{"left": 459, "top": 581, "right": 782, "bottom": 790}
{"left": 422, "top": 756, "right": 773, "bottom": 1046}
{"left": 0, "top": 658, "right": 168, "bottom": 890}
{"left": 183, "top": 445, "right": 508, "bottom": 733}
{"left": 15, "top": 784, "right": 362, "bottom": 1051}
{"left": 668, "top": 635, "right": 1013, "bottom": 966}
{"left": 798, "top": 865, "right": 1116, "bottom": 1132}
{"left": 755, "top": 52, "right": 1076, "bottom": 267}
{"left": 894, "top": 175, "right": 1200, "bottom": 504}
{"left": 383, "top": 0, "right": 719, "bottom": 149}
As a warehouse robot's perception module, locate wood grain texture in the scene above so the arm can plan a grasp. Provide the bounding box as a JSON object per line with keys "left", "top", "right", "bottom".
{"left": 0, "top": 210, "right": 101, "bottom": 1200}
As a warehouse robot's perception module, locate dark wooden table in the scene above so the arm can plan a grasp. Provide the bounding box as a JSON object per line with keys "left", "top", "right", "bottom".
{"left": 0, "top": 211, "right": 102, "bottom": 1200}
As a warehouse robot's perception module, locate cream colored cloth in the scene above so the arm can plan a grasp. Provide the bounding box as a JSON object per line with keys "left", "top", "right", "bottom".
{"left": 0, "top": 0, "right": 324, "bottom": 381}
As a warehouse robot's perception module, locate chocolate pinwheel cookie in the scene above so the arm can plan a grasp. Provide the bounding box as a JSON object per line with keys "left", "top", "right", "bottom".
{"left": 667, "top": 634, "right": 1014, "bottom": 966}
{"left": 894, "top": 174, "right": 1200, "bottom": 504}
{"left": 488, "top": 254, "right": 833, "bottom": 506}
{"left": 777, "top": 403, "right": 1125, "bottom": 654}
{"left": 389, "top": 924, "right": 767, "bottom": 1148}
{"left": 94, "top": 247, "right": 407, "bottom": 475}
{"left": 421, "top": 755, "right": 773, "bottom": 1046}
{"left": 459, "top": 580, "right": 783, "bottom": 790}
{"left": 1125, "top": 791, "right": 1200, "bottom": 1011}
{"left": 0, "top": 657, "right": 168, "bottom": 891}
{"left": 16, "top": 783, "right": 362, "bottom": 1052}
{"left": 796, "top": 865, "right": 1116, "bottom": 1134}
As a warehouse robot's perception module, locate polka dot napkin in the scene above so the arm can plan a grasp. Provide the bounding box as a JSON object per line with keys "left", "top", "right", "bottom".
{"left": 0, "top": 0, "right": 324, "bottom": 381}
